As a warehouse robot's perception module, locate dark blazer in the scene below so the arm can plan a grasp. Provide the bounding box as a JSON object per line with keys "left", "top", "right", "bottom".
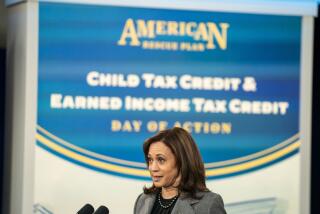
{"left": 134, "top": 191, "right": 227, "bottom": 214}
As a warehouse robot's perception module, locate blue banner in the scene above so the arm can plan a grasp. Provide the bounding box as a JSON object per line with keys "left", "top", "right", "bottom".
{"left": 37, "top": 2, "right": 301, "bottom": 180}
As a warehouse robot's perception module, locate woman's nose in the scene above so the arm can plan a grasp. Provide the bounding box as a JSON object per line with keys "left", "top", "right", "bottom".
{"left": 149, "top": 161, "right": 159, "bottom": 171}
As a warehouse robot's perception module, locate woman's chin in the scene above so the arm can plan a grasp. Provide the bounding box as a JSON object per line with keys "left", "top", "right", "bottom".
{"left": 153, "top": 182, "right": 161, "bottom": 187}
{"left": 153, "top": 181, "right": 164, "bottom": 188}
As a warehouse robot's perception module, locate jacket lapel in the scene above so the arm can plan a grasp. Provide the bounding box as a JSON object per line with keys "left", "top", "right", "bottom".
{"left": 142, "top": 194, "right": 156, "bottom": 214}
{"left": 171, "top": 196, "right": 200, "bottom": 214}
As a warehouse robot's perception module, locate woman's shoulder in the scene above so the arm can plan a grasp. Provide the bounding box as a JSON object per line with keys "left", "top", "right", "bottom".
{"left": 195, "top": 191, "right": 226, "bottom": 213}
{"left": 136, "top": 192, "right": 157, "bottom": 200}
{"left": 201, "top": 190, "right": 223, "bottom": 200}
{"left": 202, "top": 190, "right": 224, "bottom": 205}
{"left": 180, "top": 190, "right": 223, "bottom": 202}
{"left": 181, "top": 190, "right": 224, "bottom": 205}
{"left": 134, "top": 193, "right": 156, "bottom": 214}
{"left": 134, "top": 192, "right": 156, "bottom": 208}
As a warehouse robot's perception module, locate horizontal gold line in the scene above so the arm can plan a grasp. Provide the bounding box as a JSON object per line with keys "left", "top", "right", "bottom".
{"left": 37, "top": 124, "right": 299, "bottom": 169}
{"left": 206, "top": 141, "right": 300, "bottom": 176}
{"left": 36, "top": 133, "right": 149, "bottom": 177}
{"left": 36, "top": 133, "right": 299, "bottom": 178}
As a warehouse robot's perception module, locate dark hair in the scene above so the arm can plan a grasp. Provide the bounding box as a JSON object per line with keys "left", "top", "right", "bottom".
{"left": 143, "top": 127, "right": 208, "bottom": 198}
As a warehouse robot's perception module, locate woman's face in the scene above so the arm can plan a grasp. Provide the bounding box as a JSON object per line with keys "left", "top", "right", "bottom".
{"left": 147, "top": 141, "right": 179, "bottom": 188}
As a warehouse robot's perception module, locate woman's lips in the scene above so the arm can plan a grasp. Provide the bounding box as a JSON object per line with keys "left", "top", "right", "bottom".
{"left": 152, "top": 176, "right": 162, "bottom": 182}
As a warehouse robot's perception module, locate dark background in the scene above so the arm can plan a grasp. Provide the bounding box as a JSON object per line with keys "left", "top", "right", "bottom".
{"left": 1, "top": 48, "right": 5, "bottom": 213}
{"left": 311, "top": 5, "right": 319, "bottom": 214}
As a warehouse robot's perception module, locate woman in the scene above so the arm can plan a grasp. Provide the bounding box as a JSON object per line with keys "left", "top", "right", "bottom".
{"left": 134, "top": 127, "right": 226, "bottom": 214}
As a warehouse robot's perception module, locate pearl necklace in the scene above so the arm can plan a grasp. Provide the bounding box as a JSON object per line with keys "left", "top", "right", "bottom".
{"left": 157, "top": 192, "right": 179, "bottom": 209}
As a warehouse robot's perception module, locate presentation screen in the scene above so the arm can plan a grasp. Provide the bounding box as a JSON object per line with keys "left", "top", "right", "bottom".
{"left": 35, "top": 1, "right": 303, "bottom": 213}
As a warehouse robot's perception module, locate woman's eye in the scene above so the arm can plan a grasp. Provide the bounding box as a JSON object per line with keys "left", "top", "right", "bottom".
{"left": 147, "top": 158, "right": 153, "bottom": 163}
{"left": 158, "top": 158, "right": 165, "bottom": 164}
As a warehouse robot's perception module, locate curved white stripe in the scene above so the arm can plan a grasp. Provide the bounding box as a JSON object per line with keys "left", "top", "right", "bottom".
{"left": 205, "top": 134, "right": 299, "bottom": 168}
{"left": 38, "top": 125, "right": 299, "bottom": 169}
{"left": 37, "top": 125, "right": 146, "bottom": 167}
